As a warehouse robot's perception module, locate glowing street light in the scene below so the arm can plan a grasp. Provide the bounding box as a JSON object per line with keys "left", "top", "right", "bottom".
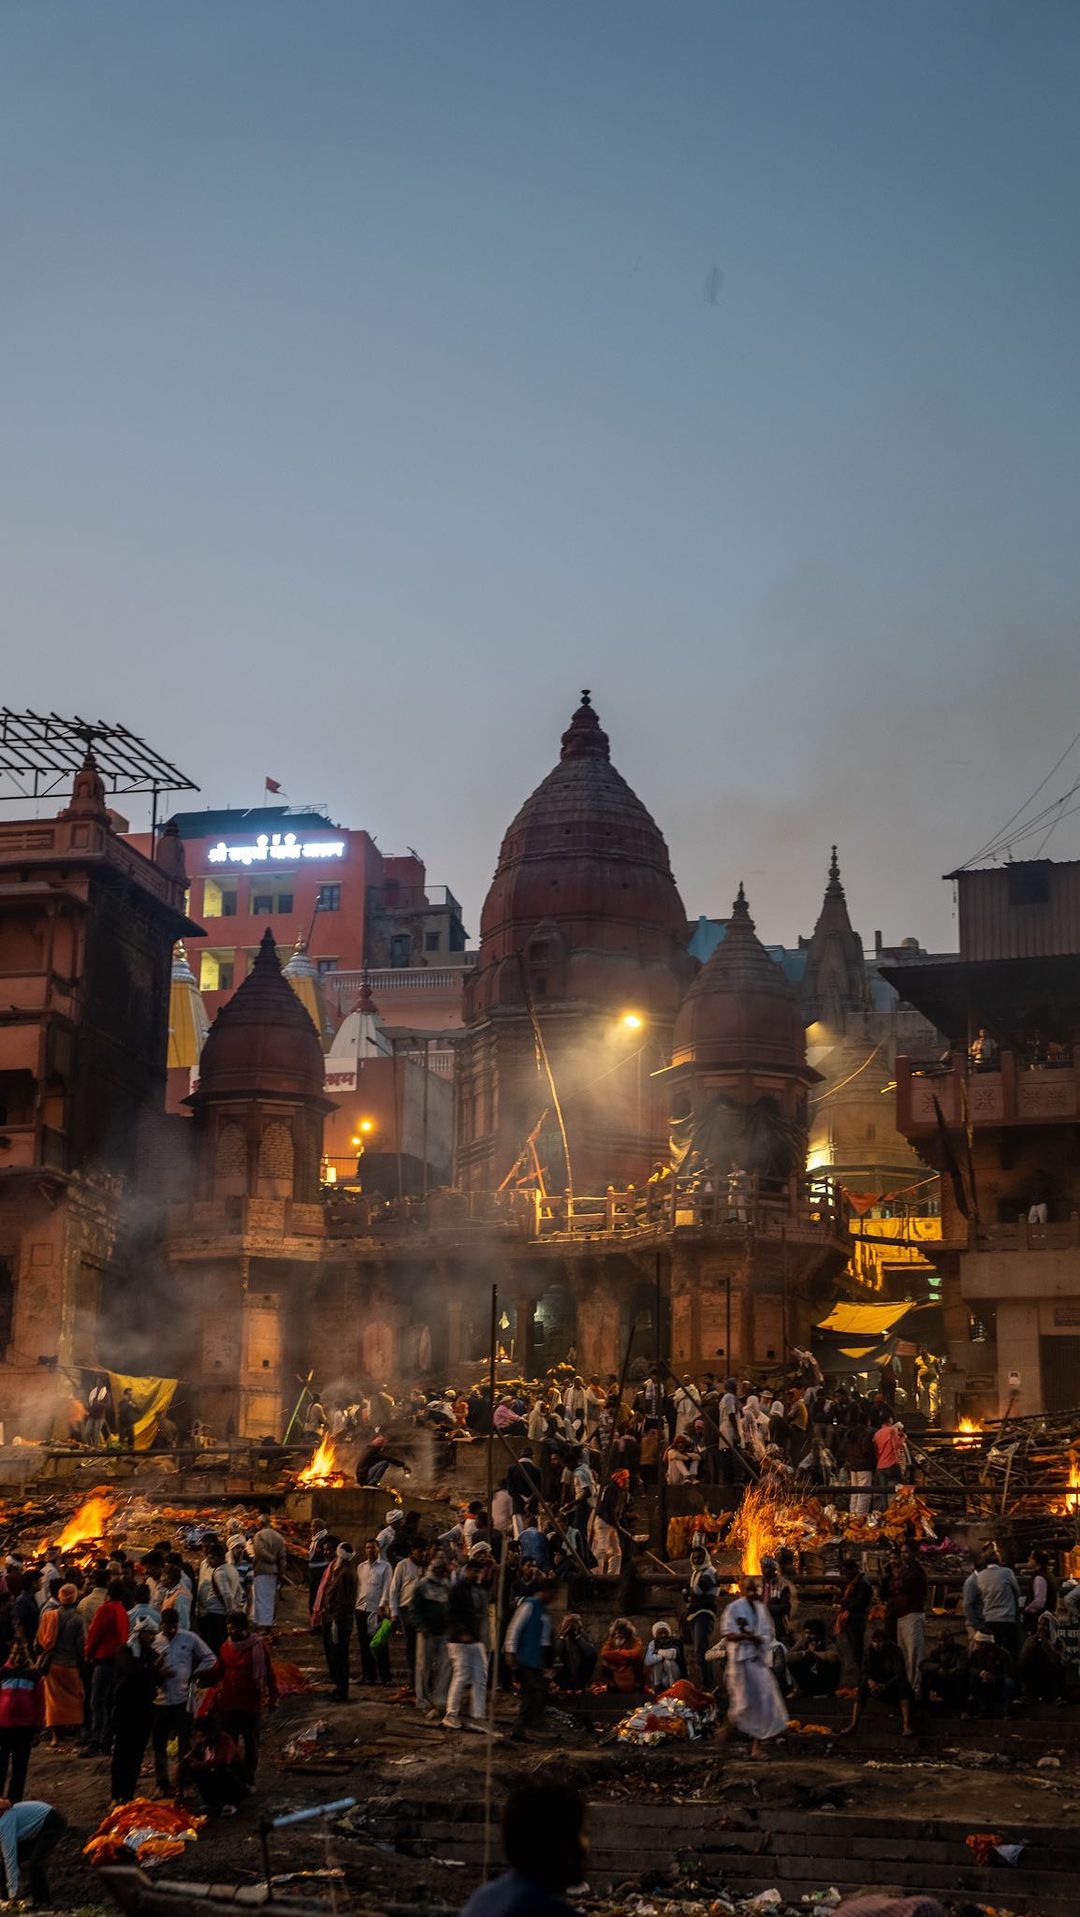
{"left": 621, "top": 1012, "right": 643, "bottom": 1031}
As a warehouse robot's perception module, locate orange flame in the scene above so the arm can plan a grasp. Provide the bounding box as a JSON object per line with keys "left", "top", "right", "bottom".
{"left": 728, "top": 1482, "right": 785, "bottom": 1577}
{"left": 296, "top": 1433, "right": 344, "bottom": 1487}
{"left": 956, "top": 1416, "right": 982, "bottom": 1444}
{"left": 54, "top": 1491, "right": 117, "bottom": 1550}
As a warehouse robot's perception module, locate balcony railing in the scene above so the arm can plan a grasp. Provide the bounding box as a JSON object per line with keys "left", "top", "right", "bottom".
{"left": 896, "top": 1052, "right": 1080, "bottom": 1132}
{"left": 957, "top": 1216, "right": 1080, "bottom": 1253}
{"left": 325, "top": 968, "right": 467, "bottom": 998}
{"left": 317, "top": 1172, "right": 843, "bottom": 1245}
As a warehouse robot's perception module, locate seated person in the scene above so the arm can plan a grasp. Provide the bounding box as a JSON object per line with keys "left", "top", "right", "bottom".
{"left": 644, "top": 1621, "right": 687, "bottom": 1694}
{"left": 177, "top": 1717, "right": 250, "bottom": 1817}
{"left": 1019, "top": 1613, "right": 1067, "bottom": 1703}
{"left": 842, "top": 1627, "right": 914, "bottom": 1737}
{"left": 598, "top": 1617, "right": 645, "bottom": 1694}
{"left": 786, "top": 1618, "right": 842, "bottom": 1698}
{"left": 554, "top": 1614, "right": 597, "bottom": 1692}
{"left": 918, "top": 1631, "right": 968, "bottom": 1711}
{"left": 966, "top": 1632, "right": 1014, "bottom": 1719}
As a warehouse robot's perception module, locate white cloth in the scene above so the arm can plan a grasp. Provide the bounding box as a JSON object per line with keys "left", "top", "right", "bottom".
{"left": 445, "top": 1640, "right": 487, "bottom": 1722}
{"left": 897, "top": 1611, "right": 925, "bottom": 1689}
{"left": 491, "top": 1489, "right": 514, "bottom": 1534}
{"left": 673, "top": 1387, "right": 700, "bottom": 1437}
{"left": 250, "top": 1572, "right": 278, "bottom": 1627}
{"left": 720, "top": 1597, "right": 789, "bottom": 1741}
{"left": 849, "top": 1469, "right": 872, "bottom": 1521}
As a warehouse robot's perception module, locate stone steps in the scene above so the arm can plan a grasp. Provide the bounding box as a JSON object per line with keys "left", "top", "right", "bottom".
{"left": 353, "top": 1796, "right": 1080, "bottom": 1914}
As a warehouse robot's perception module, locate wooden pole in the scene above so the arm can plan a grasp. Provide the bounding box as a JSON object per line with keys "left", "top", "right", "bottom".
{"left": 486, "top": 1282, "right": 498, "bottom": 1519}
{"left": 656, "top": 1250, "right": 668, "bottom": 1559}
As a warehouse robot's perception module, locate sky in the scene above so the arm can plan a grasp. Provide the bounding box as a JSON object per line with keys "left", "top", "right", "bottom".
{"left": 4, "top": 1, "right": 1080, "bottom": 954}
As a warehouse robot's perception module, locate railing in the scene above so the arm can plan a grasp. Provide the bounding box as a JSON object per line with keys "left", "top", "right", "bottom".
{"left": 325, "top": 967, "right": 467, "bottom": 999}
{"left": 397, "top": 1048, "right": 456, "bottom": 1077}
{"left": 897, "top": 1052, "right": 1080, "bottom": 1131}
{"left": 967, "top": 1215, "right": 1080, "bottom": 1253}
{"left": 316, "top": 1173, "right": 843, "bottom": 1244}
{"left": 370, "top": 884, "right": 462, "bottom": 914}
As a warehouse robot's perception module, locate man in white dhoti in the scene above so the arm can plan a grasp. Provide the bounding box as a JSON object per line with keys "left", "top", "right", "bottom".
{"left": 716, "top": 1575, "right": 789, "bottom": 1757}
{"left": 248, "top": 1510, "right": 288, "bottom": 1632}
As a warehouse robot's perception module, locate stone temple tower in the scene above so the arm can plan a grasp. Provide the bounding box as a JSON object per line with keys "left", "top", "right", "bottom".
{"left": 456, "top": 691, "right": 695, "bottom": 1193}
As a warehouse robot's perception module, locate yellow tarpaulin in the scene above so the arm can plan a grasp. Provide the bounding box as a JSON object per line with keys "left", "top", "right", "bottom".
{"left": 815, "top": 1301, "right": 917, "bottom": 1337}
{"left": 106, "top": 1372, "right": 179, "bottom": 1451}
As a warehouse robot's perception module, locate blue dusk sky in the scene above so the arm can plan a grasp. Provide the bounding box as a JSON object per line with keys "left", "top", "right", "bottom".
{"left": 3, "top": 1, "right": 1080, "bottom": 951}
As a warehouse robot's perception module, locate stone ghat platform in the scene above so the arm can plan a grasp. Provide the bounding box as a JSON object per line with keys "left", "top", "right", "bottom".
{"left": 363, "top": 1784, "right": 1080, "bottom": 1914}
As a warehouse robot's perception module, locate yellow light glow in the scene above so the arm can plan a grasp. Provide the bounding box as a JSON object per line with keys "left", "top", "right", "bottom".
{"left": 621, "top": 1013, "right": 643, "bottom": 1031}
{"left": 358, "top": 1118, "right": 374, "bottom": 1133}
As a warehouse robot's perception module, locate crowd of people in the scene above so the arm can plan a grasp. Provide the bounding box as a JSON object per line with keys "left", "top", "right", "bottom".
{"left": 0, "top": 1508, "right": 290, "bottom": 1820}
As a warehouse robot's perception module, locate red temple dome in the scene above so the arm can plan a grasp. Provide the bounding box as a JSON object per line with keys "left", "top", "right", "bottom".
{"left": 672, "top": 885, "right": 809, "bottom": 1074}
{"left": 465, "top": 692, "right": 693, "bottom": 1019}
{"left": 195, "top": 927, "right": 327, "bottom": 1101}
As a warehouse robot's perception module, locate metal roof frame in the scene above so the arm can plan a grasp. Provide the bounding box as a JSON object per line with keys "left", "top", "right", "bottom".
{"left": 0, "top": 710, "right": 198, "bottom": 816}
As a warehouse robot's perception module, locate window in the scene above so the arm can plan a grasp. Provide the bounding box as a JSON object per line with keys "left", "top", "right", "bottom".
{"left": 534, "top": 976, "right": 547, "bottom": 996}
{"left": 202, "top": 879, "right": 237, "bottom": 919}
{"left": 529, "top": 940, "right": 550, "bottom": 963}
{"left": 317, "top": 884, "right": 341, "bottom": 912}
{"left": 317, "top": 958, "right": 339, "bottom": 975}
{"left": 251, "top": 887, "right": 293, "bottom": 916}
{"left": 199, "top": 950, "right": 236, "bottom": 992}
{"left": 390, "top": 934, "right": 410, "bottom": 968}
{"left": 1008, "top": 864, "right": 1051, "bottom": 907}
{"left": 425, "top": 931, "right": 441, "bottom": 952}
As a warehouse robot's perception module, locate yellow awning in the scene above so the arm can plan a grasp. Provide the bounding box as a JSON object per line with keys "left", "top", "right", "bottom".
{"left": 816, "top": 1300, "right": 917, "bottom": 1336}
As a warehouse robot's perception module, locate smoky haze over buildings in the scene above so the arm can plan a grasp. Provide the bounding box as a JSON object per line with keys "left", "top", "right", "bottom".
{"left": 4, "top": 1, "right": 1080, "bottom": 951}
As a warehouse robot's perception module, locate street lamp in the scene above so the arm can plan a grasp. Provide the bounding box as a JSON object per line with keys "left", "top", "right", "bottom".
{"left": 621, "top": 1012, "right": 643, "bottom": 1031}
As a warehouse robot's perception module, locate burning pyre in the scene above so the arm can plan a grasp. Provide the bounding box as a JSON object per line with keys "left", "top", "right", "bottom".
{"left": 294, "top": 1434, "right": 347, "bottom": 1488}
{"left": 53, "top": 1490, "right": 118, "bottom": 1551}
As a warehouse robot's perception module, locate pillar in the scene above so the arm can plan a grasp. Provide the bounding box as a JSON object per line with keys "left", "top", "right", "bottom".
{"left": 514, "top": 1298, "right": 533, "bottom": 1376}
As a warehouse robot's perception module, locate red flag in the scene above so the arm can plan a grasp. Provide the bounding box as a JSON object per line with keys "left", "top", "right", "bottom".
{"left": 265, "top": 777, "right": 282, "bottom": 794}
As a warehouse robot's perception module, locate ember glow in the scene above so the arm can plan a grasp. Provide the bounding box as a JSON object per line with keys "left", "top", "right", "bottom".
{"left": 296, "top": 1434, "right": 345, "bottom": 1487}
{"left": 54, "top": 1491, "right": 118, "bottom": 1549}
{"left": 956, "top": 1417, "right": 982, "bottom": 1443}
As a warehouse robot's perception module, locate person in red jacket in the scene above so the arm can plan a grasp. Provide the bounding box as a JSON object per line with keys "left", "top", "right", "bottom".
{"left": 0, "top": 1639, "right": 45, "bottom": 1802}
{"left": 84, "top": 1582, "right": 130, "bottom": 1754}
{"left": 211, "top": 1612, "right": 277, "bottom": 1785}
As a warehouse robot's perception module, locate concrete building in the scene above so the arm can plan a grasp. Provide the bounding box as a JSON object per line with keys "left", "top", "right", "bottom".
{"left": 0, "top": 755, "right": 194, "bottom": 1435}
{"left": 887, "top": 856, "right": 1080, "bottom": 1419}
{"left": 131, "top": 804, "right": 470, "bottom": 1034}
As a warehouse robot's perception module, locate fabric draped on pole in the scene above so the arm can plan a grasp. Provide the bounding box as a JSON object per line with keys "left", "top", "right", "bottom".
{"left": 106, "top": 1372, "right": 179, "bottom": 1450}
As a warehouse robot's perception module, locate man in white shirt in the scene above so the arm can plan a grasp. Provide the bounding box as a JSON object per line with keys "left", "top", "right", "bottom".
{"left": 386, "top": 1540, "right": 427, "bottom": 1694}
{"left": 151, "top": 1611, "right": 216, "bottom": 1793}
{"left": 377, "top": 1509, "right": 405, "bottom": 1559}
{"left": 356, "top": 1540, "right": 393, "bottom": 1684}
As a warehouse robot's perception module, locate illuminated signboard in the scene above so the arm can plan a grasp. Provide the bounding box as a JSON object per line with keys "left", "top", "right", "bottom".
{"left": 207, "top": 832, "right": 346, "bottom": 868}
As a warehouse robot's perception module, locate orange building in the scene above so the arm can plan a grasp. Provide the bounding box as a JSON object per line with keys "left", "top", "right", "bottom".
{"left": 0, "top": 755, "right": 194, "bottom": 1436}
